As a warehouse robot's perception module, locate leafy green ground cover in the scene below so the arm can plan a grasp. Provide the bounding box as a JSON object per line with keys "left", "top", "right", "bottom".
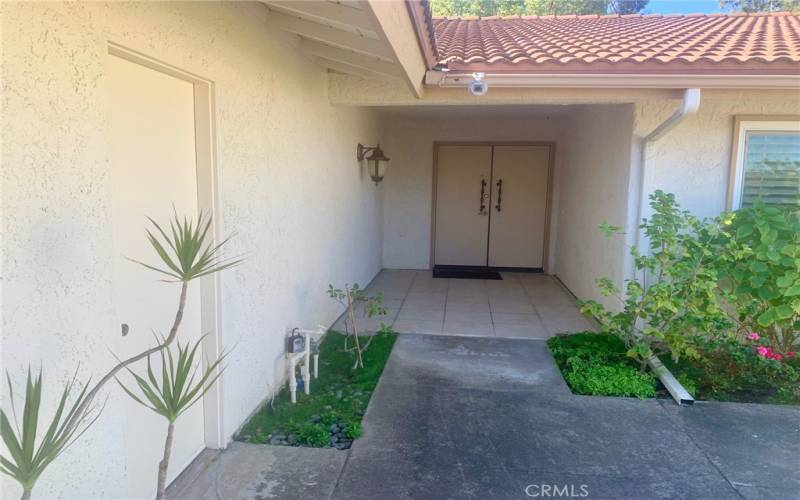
{"left": 548, "top": 332, "right": 799, "bottom": 404}
{"left": 547, "top": 333, "right": 656, "bottom": 399}
{"left": 237, "top": 330, "right": 396, "bottom": 448}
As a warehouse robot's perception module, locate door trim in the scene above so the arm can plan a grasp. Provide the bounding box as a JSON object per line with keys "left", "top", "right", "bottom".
{"left": 107, "top": 43, "right": 226, "bottom": 449}
{"left": 485, "top": 145, "right": 495, "bottom": 266}
{"left": 430, "top": 141, "right": 556, "bottom": 273}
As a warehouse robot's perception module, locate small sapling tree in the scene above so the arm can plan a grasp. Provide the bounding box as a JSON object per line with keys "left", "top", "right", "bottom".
{"left": 327, "top": 283, "right": 387, "bottom": 369}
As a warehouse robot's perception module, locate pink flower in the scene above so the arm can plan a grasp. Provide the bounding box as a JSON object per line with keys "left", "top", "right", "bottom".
{"left": 755, "top": 346, "right": 791, "bottom": 361}
{"left": 747, "top": 332, "right": 760, "bottom": 341}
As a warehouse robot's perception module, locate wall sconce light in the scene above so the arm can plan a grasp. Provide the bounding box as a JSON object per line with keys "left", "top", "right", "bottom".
{"left": 357, "top": 143, "right": 390, "bottom": 185}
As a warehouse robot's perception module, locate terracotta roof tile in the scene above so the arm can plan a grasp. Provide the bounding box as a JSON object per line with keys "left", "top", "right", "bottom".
{"left": 432, "top": 13, "right": 800, "bottom": 74}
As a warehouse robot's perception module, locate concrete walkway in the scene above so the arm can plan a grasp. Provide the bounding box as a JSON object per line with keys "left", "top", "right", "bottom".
{"left": 169, "top": 334, "right": 800, "bottom": 500}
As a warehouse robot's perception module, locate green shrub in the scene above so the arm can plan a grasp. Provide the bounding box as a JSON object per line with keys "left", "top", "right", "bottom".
{"left": 675, "top": 373, "right": 697, "bottom": 398}
{"left": 665, "top": 337, "right": 800, "bottom": 404}
{"left": 563, "top": 357, "right": 656, "bottom": 398}
{"left": 294, "top": 423, "right": 329, "bottom": 447}
{"left": 713, "top": 201, "right": 800, "bottom": 355}
{"left": 318, "top": 410, "right": 338, "bottom": 426}
{"left": 580, "top": 191, "right": 731, "bottom": 366}
{"left": 343, "top": 421, "right": 362, "bottom": 439}
{"left": 572, "top": 192, "right": 799, "bottom": 404}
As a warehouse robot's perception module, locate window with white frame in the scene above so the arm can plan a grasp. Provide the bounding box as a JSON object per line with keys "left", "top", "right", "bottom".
{"left": 730, "top": 119, "right": 800, "bottom": 209}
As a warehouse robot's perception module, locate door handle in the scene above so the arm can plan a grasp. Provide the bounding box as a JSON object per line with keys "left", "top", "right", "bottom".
{"left": 495, "top": 179, "right": 503, "bottom": 212}
{"left": 479, "top": 178, "right": 487, "bottom": 214}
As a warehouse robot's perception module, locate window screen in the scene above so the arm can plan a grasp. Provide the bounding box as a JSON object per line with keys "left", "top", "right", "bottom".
{"left": 740, "top": 131, "right": 800, "bottom": 207}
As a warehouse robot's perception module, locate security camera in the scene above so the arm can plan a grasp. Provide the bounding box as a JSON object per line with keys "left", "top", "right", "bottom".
{"left": 468, "top": 72, "right": 488, "bottom": 96}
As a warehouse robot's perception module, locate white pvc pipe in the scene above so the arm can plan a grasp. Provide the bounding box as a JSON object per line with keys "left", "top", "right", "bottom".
{"left": 285, "top": 326, "right": 325, "bottom": 403}
{"left": 303, "top": 348, "right": 310, "bottom": 396}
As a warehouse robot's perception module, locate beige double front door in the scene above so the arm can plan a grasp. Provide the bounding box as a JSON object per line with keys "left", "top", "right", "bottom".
{"left": 434, "top": 144, "right": 551, "bottom": 269}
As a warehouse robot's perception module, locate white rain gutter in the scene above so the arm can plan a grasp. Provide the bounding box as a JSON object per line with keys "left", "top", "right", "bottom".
{"left": 425, "top": 71, "right": 800, "bottom": 89}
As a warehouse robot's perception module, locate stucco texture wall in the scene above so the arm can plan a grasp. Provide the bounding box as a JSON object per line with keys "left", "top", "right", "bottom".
{"left": 379, "top": 112, "right": 565, "bottom": 270}
{"left": 634, "top": 90, "right": 800, "bottom": 219}
{"left": 1, "top": 2, "right": 381, "bottom": 498}
{"left": 555, "top": 105, "right": 635, "bottom": 311}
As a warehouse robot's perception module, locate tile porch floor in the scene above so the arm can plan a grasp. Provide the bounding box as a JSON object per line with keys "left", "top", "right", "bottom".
{"left": 333, "top": 269, "right": 596, "bottom": 339}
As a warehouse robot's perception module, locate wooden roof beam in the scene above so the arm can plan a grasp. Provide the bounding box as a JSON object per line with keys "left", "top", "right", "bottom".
{"left": 302, "top": 40, "right": 405, "bottom": 78}
{"left": 267, "top": 9, "right": 393, "bottom": 61}
{"left": 264, "top": 1, "right": 376, "bottom": 36}
{"left": 317, "top": 57, "right": 399, "bottom": 81}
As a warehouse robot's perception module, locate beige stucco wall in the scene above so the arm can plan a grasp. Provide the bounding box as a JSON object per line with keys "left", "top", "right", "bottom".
{"left": 634, "top": 90, "right": 800, "bottom": 220}
{"left": 1, "top": 2, "right": 381, "bottom": 498}
{"left": 379, "top": 112, "right": 565, "bottom": 270}
{"left": 554, "top": 105, "right": 635, "bottom": 311}
{"left": 557, "top": 91, "right": 800, "bottom": 310}
{"left": 555, "top": 90, "right": 800, "bottom": 307}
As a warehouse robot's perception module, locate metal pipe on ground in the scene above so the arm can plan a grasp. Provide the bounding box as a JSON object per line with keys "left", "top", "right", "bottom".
{"left": 648, "top": 356, "right": 694, "bottom": 405}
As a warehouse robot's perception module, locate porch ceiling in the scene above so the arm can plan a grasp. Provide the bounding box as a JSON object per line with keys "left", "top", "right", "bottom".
{"left": 261, "top": 1, "right": 426, "bottom": 97}
{"left": 374, "top": 103, "right": 585, "bottom": 119}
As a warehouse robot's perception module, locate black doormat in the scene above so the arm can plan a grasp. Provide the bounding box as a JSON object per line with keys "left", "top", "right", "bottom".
{"left": 432, "top": 266, "right": 502, "bottom": 280}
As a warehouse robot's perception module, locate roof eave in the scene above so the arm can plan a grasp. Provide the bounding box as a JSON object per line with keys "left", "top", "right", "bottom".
{"left": 439, "top": 59, "right": 800, "bottom": 75}
{"left": 406, "top": 0, "right": 439, "bottom": 69}
{"left": 425, "top": 71, "right": 800, "bottom": 90}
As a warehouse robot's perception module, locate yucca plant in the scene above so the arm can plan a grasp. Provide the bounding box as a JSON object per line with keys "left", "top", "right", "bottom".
{"left": 69, "top": 211, "right": 240, "bottom": 429}
{"left": 1, "top": 368, "right": 102, "bottom": 500}
{"left": 116, "top": 337, "right": 226, "bottom": 500}
{"left": 1, "top": 211, "right": 238, "bottom": 500}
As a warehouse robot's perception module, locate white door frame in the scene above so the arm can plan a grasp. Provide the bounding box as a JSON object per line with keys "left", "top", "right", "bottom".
{"left": 430, "top": 141, "right": 556, "bottom": 272}
{"left": 108, "top": 43, "right": 226, "bottom": 449}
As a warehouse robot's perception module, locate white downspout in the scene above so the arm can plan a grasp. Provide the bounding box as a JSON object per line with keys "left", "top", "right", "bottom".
{"left": 631, "top": 88, "right": 701, "bottom": 270}
{"left": 630, "top": 88, "right": 701, "bottom": 406}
